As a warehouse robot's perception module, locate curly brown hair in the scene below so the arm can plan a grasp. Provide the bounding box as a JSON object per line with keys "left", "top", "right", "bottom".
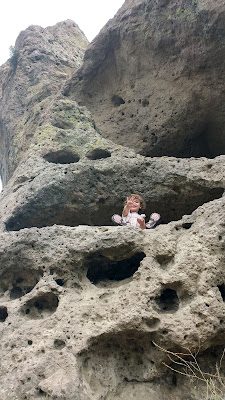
{"left": 125, "top": 194, "right": 146, "bottom": 211}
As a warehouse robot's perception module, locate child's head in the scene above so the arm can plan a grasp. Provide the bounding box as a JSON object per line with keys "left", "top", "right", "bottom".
{"left": 125, "top": 194, "right": 146, "bottom": 211}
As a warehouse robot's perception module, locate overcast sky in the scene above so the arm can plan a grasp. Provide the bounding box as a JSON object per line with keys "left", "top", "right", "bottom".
{"left": 0, "top": 0, "right": 124, "bottom": 65}
{"left": 0, "top": 0, "right": 125, "bottom": 190}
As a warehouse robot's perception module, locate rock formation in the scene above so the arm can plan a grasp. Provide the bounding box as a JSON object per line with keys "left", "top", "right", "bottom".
{"left": 0, "top": 20, "right": 88, "bottom": 185}
{"left": 66, "top": 0, "right": 225, "bottom": 159}
{"left": 0, "top": 1, "right": 224, "bottom": 400}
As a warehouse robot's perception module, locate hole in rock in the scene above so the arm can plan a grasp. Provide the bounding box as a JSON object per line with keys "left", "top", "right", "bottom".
{"left": 55, "top": 279, "right": 64, "bottom": 286}
{"left": 144, "top": 317, "right": 160, "bottom": 329}
{"left": 182, "top": 222, "right": 193, "bottom": 229}
{"left": 10, "top": 286, "right": 23, "bottom": 299}
{"left": 111, "top": 95, "right": 125, "bottom": 107}
{"left": 78, "top": 331, "right": 158, "bottom": 390}
{"left": 142, "top": 99, "right": 149, "bottom": 107}
{"left": 21, "top": 292, "right": 59, "bottom": 319}
{"left": 218, "top": 284, "right": 225, "bottom": 301}
{"left": 43, "top": 150, "right": 80, "bottom": 164}
{"left": 86, "top": 148, "right": 111, "bottom": 160}
{"left": 0, "top": 306, "right": 8, "bottom": 322}
{"left": 54, "top": 339, "right": 66, "bottom": 349}
{"left": 155, "top": 254, "right": 174, "bottom": 267}
{"left": 37, "top": 388, "right": 46, "bottom": 397}
{"left": 0, "top": 269, "right": 43, "bottom": 299}
{"left": 86, "top": 252, "right": 146, "bottom": 285}
{"left": 155, "top": 288, "right": 179, "bottom": 313}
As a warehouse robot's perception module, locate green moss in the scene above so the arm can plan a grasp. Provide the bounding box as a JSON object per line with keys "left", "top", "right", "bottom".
{"left": 164, "top": 6, "right": 193, "bottom": 22}
{"left": 51, "top": 100, "right": 95, "bottom": 131}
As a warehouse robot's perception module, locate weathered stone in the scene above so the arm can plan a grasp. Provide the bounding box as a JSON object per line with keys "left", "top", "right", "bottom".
{"left": 0, "top": 153, "right": 224, "bottom": 232}
{"left": 0, "top": 20, "right": 88, "bottom": 185}
{"left": 0, "top": 1, "right": 225, "bottom": 399}
{"left": 0, "top": 197, "right": 224, "bottom": 399}
{"left": 66, "top": 0, "right": 225, "bottom": 159}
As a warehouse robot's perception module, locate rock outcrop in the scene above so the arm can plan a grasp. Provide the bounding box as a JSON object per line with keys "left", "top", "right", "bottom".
{"left": 0, "top": 1, "right": 224, "bottom": 399}
{"left": 0, "top": 20, "right": 88, "bottom": 186}
{"left": 66, "top": 0, "right": 225, "bottom": 159}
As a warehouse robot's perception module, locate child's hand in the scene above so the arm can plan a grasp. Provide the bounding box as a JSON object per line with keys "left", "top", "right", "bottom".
{"left": 126, "top": 197, "right": 135, "bottom": 209}
{"left": 137, "top": 217, "right": 145, "bottom": 230}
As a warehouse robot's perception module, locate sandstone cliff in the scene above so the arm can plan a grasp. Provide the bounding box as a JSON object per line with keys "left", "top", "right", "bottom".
{"left": 0, "top": 1, "right": 224, "bottom": 400}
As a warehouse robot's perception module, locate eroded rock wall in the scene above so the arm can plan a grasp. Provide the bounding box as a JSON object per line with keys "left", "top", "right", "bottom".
{"left": 0, "top": 200, "right": 224, "bottom": 399}
{"left": 0, "top": 20, "right": 88, "bottom": 185}
{"left": 66, "top": 0, "right": 225, "bottom": 159}
{"left": 0, "top": 1, "right": 224, "bottom": 399}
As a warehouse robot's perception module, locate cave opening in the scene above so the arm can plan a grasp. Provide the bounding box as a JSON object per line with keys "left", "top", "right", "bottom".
{"left": 143, "top": 123, "right": 225, "bottom": 159}
{"left": 176, "top": 128, "right": 213, "bottom": 158}
{"left": 86, "top": 252, "right": 146, "bottom": 285}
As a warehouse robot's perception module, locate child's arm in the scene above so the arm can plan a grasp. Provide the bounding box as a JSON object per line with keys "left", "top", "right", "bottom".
{"left": 122, "top": 198, "right": 134, "bottom": 217}
{"left": 137, "top": 217, "right": 146, "bottom": 230}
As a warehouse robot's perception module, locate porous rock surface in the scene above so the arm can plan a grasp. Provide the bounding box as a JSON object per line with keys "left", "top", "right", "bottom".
{"left": 0, "top": 1, "right": 225, "bottom": 399}
{"left": 0, "top": 20, "right": 88, "bottom": 185}
{"left": 66, "top": 0, "right": 225, "bottom": 159}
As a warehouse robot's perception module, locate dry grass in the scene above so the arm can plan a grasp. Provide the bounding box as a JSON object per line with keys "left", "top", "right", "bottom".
{"left": 153, "top": 341, "right": 225, "bottom": 400}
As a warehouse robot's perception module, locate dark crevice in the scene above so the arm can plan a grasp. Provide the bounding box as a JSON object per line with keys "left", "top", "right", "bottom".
{"left": 0, "top": 306, "right": 8, "bottom": 322}
{"left": 54, "top": 339, "right": 66, "bottom": 349}
{"left": 43, "top": 150, "right": 80, "bottom": 164}
{"left": 155, "top": 288, "right": 180, "bottom": 313}
{"left": 37, "top": 388, "right": 47, "bottom": 397}
{"left": 21, "top": 292, "right": 59, "bottom": 319}
{"left": 86, "top": 252, "right": 146, "bottom": 285}
{"left": 0, "top": 270, "right": 43, "bottom": 299}
{"left": 175, "top": 129, "right": 214, "bottom": 158}
{"left": 86, "top": 148, "right": 111, "bottom": 160}
{"left": 155, "top": 254, "right": 174, "bottom": 266}
{"left": 55, "top": 279, "right": 64, "bottom": 286}
{"left": 111, "top": 95, "right": 125, "bottom": 106}
{"left": 142, "top": 124, "right": 225, "bottom": 158}
{"left": 182, "top": 222, "right": 193, "bottom": 229}
{"left": 218, "top": 284, "right": 225, "bottom": 301}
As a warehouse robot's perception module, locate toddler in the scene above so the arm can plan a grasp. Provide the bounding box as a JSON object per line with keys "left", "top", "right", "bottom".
{"left": 112, "top": 194, "right": 160, "bottom": 230}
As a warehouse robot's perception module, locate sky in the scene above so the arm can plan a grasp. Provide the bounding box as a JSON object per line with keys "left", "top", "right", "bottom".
{"left": 0, "top": 0, "right": 125, "bottom": 191}
{"left": 0, "top": 0, "right": 125, "bottom": 66}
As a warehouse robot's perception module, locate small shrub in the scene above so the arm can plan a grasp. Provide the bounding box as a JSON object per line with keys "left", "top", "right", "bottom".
{"left": 9, "top": 46, "right": 19, "bottom": 69}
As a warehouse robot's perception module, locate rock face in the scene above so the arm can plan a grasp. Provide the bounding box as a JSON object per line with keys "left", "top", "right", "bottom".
{"left": 0, "top": 20, "right": 88, "bottom": 185}
{"left": 66, "top": 0, "right": 225, "bottom": 159}
{"left": 0, "top": 1, "right": 225, "bottom": 400}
